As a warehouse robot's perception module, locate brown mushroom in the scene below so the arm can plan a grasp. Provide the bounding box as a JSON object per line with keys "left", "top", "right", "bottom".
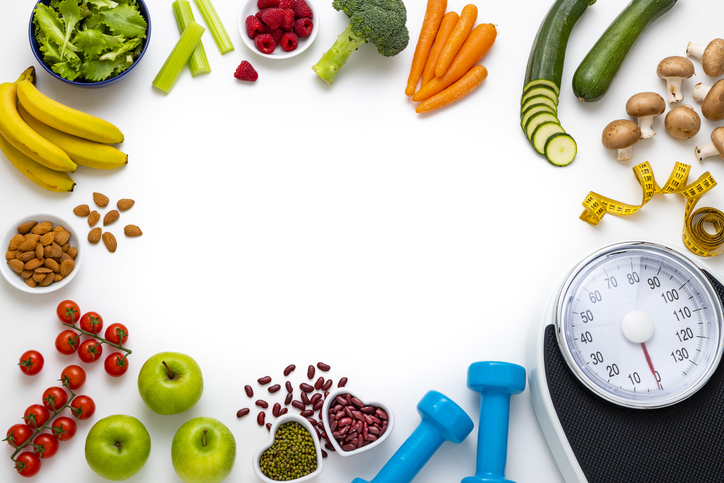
{"left": 625, "top": 92, "right": 666, "bottom": 139}
{"left": 692, "top": 79, "right": 724, "bottom": 121}
{"left": 686, "top": 39, "right": 724, "bottom": 77}
{"left": 656, "top": 56, "right": 695, "bottom": 103}
{"left": 602, "top": 120, "right": 641, "bottom": 161}
{"left": 664, "top": 105, "right": 701, "bottom": 140}
{"left": 695, "top": 127, "right": 724, "bottom": 162}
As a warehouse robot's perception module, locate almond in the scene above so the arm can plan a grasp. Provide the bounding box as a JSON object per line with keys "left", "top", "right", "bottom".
{"left": 8, "top": 234, "right": 24, "bottom": 251}
{"left": 102, "top": 232, "right": 117, "bottom": 253}
{"left": 38, "top": 273, "right": 54, "bottom": 287}
{"left": 6, "top": 250, "right": 16, "bottom": 260}
{"left": 54, "top": 273, "right": 63, "bottom": 282}
{"left": 52, "top": 225, "right": 65, "bottom": 233}
{"left": 39, "top": 232, "right": 55, "bottom": 246}
{"left": 24, "top": 277, "right": 36, "bottom": 288}
{"left": 50, "top": 243, "right": 62, "bottom": 259}
{"left": 88, "top": 211, "right": 100, "bottom": 227}
{"left": 18, "top": 251, "right": 37, "bottom": 263}
{"left": 31, "top": 221, "right": 53, "bottom": 235}
{"left": 93, "top": 192, "right": 109, "bottom": 207}
{"left": 88, "top": 227, "right": 102, "bottom": 244}
{"left": 60, "top": 258, "right": 75, "bottom": 277}
{"left": 32, "top": 272, "right": 46, "bottom": 283}
{"left": 44, "top": 258, "right": 60, "bottom": 273}
{"left": 124, "top": 225, "right": 143, "bottom": 237}
{"left": 67, "top": 247, "right": 77, "bottom": 259}
{"left": 17, "top": 239, "right": 37, "bottom": 252}
{"left": 73, "top": 204, "right": 90, "bottom": 217}
{"left": 21, "top": 270, "right": 33, "bottom": 279}
{"left": 17, "top": 221, "right": 37, "bottom": 234}
{"left": 54, "top": 230, "right": 70, "bottom": 246}
{"left": 35, "top": 243, "right": 44, "bottom": 260}
{"left": 103, "top": 210, "right": 120, "bottom": 226}
{"left": 25, "top": 258, "right": 43, "bottom": 271}
{"left": 7, "top": 259, "right": 24, "bottom": 274}
{"left": 117, "top": 199, "right": 135, "bottom": 211}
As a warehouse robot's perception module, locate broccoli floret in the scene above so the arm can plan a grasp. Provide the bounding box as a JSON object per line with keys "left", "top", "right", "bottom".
{"left": 312, "top": 0, "right": 409, "bottom": 84}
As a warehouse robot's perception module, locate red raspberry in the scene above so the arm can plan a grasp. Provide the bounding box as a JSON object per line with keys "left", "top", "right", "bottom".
{"left": 261, "top": 8, "right": 285, "bottom": 30}
{"left": 293, "top": 0, "right": 313, "bottom": 18}
{"left": 255, "top": 8, "right": 271, "bottom": 22}
{"left": 268, "top": 28, "right": 284, "bottom": 46}
{"left": 293, "top": 17, "right": 313, "bottom": 37}
{"left": 280, "top": 32, "right": 298, "bottom": 52}
{"left": 245, "top": 15, "right": 266, "bottom": 38}
{"left": 281, "top": 8, "right": 295, "bottom": 30}
{"left": 278, "top": 0, "right": 294, "bottom": 8}
{"left": 257, "top": 0, "right": 279, "bottom": 8}
{"left": 234, "top": 61, "right": 258, "bottom": 82}
{"left": 254, "top": 34, "right": 276, "bottom": 54}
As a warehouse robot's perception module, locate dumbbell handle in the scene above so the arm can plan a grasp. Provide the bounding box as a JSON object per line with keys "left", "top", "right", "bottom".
{"left": 472, "top": 391, "right": 512, "bottom": 480}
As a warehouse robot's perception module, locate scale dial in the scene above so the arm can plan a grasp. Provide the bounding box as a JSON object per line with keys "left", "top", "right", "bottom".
{"left": 555, "top": 241, "right": 724, "bottom": 408}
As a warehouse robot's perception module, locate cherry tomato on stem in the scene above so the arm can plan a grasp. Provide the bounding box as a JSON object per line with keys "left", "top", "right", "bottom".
{"left": 79, "top": 311, "right": 103, "bottom": 335}
{"left": 15, "top": 451, "right": 41, "bottom": 477}
{"left": 104, "top": 323, "right": 128, "bottom": 345}
{"left": 70, "top": 395, "right": 95, "bottom": 420}
{"left": 78, "top": 339, "right": 103, "bottom": 363}
{"left": 18, "top": 350, "right": 44, "bottom": 375}
{"left": 5, "top": 424, "right": 33, "bottom": 448}
{"left": 32, "top": 433, "right": 59, "bottom": 459}
{"left": 60, "top": 365, "right": 86, "bottom": 390}
{"left": 23, "top": 404, "right": 50, "bottom": 430}
{"left": 51, "top": 417, "right": 76, "bottom": 441}
{"left": 55, "top": 330, "right": 80, "bottom": 355}
{"left": 42, "top": 387, "right": 69, "bottom": 412}
{"left": 104, "top": 352, "right": 129, "bottom": 377}
{"left": 56, "top": 300, "right": 80, "bottom": 325}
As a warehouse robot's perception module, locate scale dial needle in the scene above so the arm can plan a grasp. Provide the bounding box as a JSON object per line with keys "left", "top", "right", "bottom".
{"left": 640, "top": 342, "right": 661, "bottom": 390}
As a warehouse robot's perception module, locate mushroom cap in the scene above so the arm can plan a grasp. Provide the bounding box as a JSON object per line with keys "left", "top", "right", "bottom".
{"left": 665, "top": 105, "right": 701, "bottom": 140}
{"left": 657, "top": 56, "right": 695, "bottom": 79}
{"left": 701, "top": 79, "right": 724, "bottom": 121}
{"left": 626, "top": 92, "right": 666, "bottom": 117}
{"left": 712, "top": 127, "right": 724, "bottom": 155}
{"left": 602, "top": 119, "right": 641, "bottom": 149}
{"left": 702, "top": 38, "right": 724, "bottom": 77}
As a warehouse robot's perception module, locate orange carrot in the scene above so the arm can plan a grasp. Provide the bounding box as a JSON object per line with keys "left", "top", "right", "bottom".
{"left": 412, "top": 23, "right": 497, "bottom": 102}
{"left": 405, "top": 0, "right": 448, "bottom": 96}
{"left": 415, "top": 65, "right": 488, "bottom": 113}
{"left": 421, "top": 11, "right": 459, "bottom": 87}
{"left": 434, "top": 4, "right": 478, "bottom": 78}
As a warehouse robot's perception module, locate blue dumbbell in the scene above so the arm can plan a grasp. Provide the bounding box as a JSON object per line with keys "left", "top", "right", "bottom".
{"left": 462, "top": 361, "right": 526, "bottom": 483}
{"left": 351, "top": 390, "right": 474, "bottom": 483}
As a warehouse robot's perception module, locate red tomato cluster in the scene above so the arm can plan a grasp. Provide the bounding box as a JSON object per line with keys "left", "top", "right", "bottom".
{"left": 54, "top": 300, "right": 130, "bottom": 377}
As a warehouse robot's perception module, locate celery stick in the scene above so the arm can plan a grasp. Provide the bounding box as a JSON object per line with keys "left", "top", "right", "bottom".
{"left": 152, "top": 21, "right": 205, "bottom": 93}
{"left": 172, "top": 0, "right": 211, "bottom": 76}
{"left": 194, "top": 0, "right": 235, "bottom": 54}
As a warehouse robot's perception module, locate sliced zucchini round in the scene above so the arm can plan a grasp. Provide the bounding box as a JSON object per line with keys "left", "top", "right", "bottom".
{"left": 521, "top": 95, "right": 558, "bottom": 115}
{"left": 525, "top": 111, "right": 560, "bottom": 141}
{"left": 523, "top": 78, "right": 561, "bottom": 97}
{"left": 521, "top": 103, "right": 557, "bottom": 132}
{"left": 532, "top": 121, "right": 566, "bottom": 154}
{"left": 521, "top": 85, "right": 559, "bottom": 106}
{"left": 544, "top": 132, "right": 577, "bottom": 166}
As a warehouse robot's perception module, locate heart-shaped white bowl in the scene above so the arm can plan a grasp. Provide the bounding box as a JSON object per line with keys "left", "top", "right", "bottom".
{"left": 253, "top": 414, "right": 323, "bottom": 482}
{"left": 321, "top": 388, "right": 394, "bottom": 457}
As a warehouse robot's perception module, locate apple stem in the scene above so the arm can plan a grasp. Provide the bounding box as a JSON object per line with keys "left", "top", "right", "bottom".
{"left": 203, "top": 429, "right": 208, "bottom": 447}
{"left": 116, "top": 442, "right": 123, "bottom": 451}
{"left": 162, "top": 361, "right": 176, "bottom": 380}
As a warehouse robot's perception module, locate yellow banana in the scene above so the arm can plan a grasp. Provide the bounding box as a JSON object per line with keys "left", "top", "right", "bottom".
{"left": 18, "top": 103, "right": 128, "bottom": 170}
{"left": 0, "top": 131, "right": 75, "bottom": 192}
{"left": 16, "top": 79, "right": 124, "bottom": 145}
{"left": 0, "top": 75, "right": 77, "bottom": 173}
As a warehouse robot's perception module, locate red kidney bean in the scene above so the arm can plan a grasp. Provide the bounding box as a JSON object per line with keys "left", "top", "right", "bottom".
{"left": 292, "top": 400, "right": 305, "bottom": 411}
{"left": 283, "top": 364, "right": 296, "bottom": 376}
{"left": 321, "top": 449, "right": 328, "bottom": 458}
{"left": 285, "top": 381, "right": 293, "bottom": 393}
{"left": 314, "top": 377, "right": 325, "bottom": 390}
{"left": 368, "top": 426, "right": 380, "bottom": 435}
{"left": 336, "top": 395, "right": 349, "bottom": 405}
{"left": 273, "top": 403, "right": 281, "bottom": 417}
{"left": 301, "top": 392, "right": 311, "bottom": 406}
{"left": 279, "top": 407, "right": 288, "bottom": 416}
{"left": 310, "top": 393, "right": 322, "bottom": 404}
{"left": 300, "top": 409, "right": 314, "bottom": 417}
{"left": 317, "top": 362, "right": 331, "bottom": 371}
{"left": 237, "top": 408, "right": 250, "bottom": 418}
{"left": 324, "top": 390, "right": 330, "bottom": 398}
{"left": 325, "top": 442, "right": 335, "bottom": 452}
{"left": 360, "top": 406, "right": 375, "bottom": 414}
{"left": 344, "top": 406, "right": 354, "bottom": 418}
{"left": 244, "top": 385, "right": 254, "bottom": 398}
{"left": 342, "top": 443, "right": 356, "bottom": 452}
{"left": 257, "top": 411, "right": 266, "bottom": 426}
{"left": 338, "top": 417, "right": 353, "bottom": 427}
{"left": 350, "top": 397, "right": 364, "bottom": 409}
{"left": 266, "top": 423, "right": 272, "bottom": 431}
{"left": 322, "top": 379, "right": 333, "bottom": 391}
{"left": 268, "top": 384, "right": 281, "bottom": 393}
{"left": 255, "top": 400, "right": 269, "bottom": 408}
{"left": 300, "top": 383, "right": 314, "bottom": 393}
{"left": 307, "top": 417, "right": 318, "bottom": 426}
{"left": 375, "top": 408, "right": 388, "bottom": 420}
{"left": 257, "top": 376, "right": 272, "bottom": 385}
{"left": 337, "top": 377, "right": 348, "bottom": 388}
{"left": 313, "top": 399, "right": 324, "bottom": 411}
{"left": 284, "top": 393, "right": 293, "bottom": 405}
{"left": 306, "top": 365, "right": 315, "bottom": 379}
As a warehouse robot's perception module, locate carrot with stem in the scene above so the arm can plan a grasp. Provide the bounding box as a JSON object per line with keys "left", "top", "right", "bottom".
{"left": 416, "top": 65, "right": 488, "bottom": 113}
{"left": 405, "top": 0, "right": 448, "bottom": 96}
{"left": 412, "top": 23, "right": 497, "bottom": 102}
{"left": 434, "top": 4, "right": 478, "bottom": 78}
{"left": 421, "top": 11, "right": 459, "bottom": 87}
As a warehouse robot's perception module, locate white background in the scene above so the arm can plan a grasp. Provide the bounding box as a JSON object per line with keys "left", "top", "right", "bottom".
{"left": 2, "top": 0, "right": 724, "bottom": 482}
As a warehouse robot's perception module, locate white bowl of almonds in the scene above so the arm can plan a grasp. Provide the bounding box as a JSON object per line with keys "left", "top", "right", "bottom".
{"left": 1, "top": 212, "right": 82, "bottom": 293}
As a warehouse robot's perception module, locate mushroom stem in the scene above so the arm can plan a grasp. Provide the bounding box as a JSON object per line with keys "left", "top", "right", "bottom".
{"left": 665, "top": 78, "right": 685, "bottom": 103}
{"left": 617, "top": 146, "right": 634, "bottom": 162}
{"left": 637, "top": 116, "right": 656, "bottom": 139}
{"left": 696, "top": 142, "right": 720, "bottom": 162}
{"left": 693, "top": 83, "right": 710, "bottom": 103}
{"left": 687, "top": 42, "right": 705, "bottom": 60}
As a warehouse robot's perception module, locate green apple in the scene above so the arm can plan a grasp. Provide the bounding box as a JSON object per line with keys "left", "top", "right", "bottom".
{"left": 137, "top": 351, "right": 203, "bottom": 415}
{"left": 85, "top": 414, "right": 151, "bottom": 481}
{"left": 172, "top": 417, "right": 236, "bottom": 483}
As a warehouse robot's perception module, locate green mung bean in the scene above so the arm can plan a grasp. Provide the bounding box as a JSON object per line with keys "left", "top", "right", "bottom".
{"left": 260, "top": 421, "right": 318, "bottom": 481}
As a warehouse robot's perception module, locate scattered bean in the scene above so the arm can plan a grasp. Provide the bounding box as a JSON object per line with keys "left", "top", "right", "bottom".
{"left": 292, "top": 400, "right": 305, "bottom": 411}
{"left": 279, "top": 407, "right": 288, "bottom": 416}
{"left": 273, "top": 403, "right": 281, "bottom": 417}
{"left": 283, "top": 364, "right": 296, "bottom": 376}
{"left": 284, "top": 393, "right": 293, "bottom": 405}
{"left": 301, "top": 392, "right": 311, "bottom": 406}
{"left": 257, "top": 411, "right": 266, "bottom": 426}
{"left": 322, "top": 379, "right": 333, "bottom": 391}
{"left": 338, "top": 377, "right": 348, "bottom": 388}
{"left": 285, "top": 381, "right": 293, "bottom": 393}
{"left": 300, "top": 382, "right": 314, "bottom": 393}
{"left": 255, "top": 400, "right": 269, "bottom": 408}
{"left": 258, "top": 376, "right": 272, "bottom": 385}
{"left": 237, "top": 408, "right": 250, "bottom": 418}
{"left": 314, "top": 377, "right": 325, "bottom": 390}
{"left": 317, "top": 362, "right": 331, "bottom": 371}
{"left": 307, "top": 365, "right": 315, "bottom": 379}
{"left": 268, "top": 384, "right": 281, "bottom": 393}
{"left": 244, "top": 385, "right": 254, "bottom": 398}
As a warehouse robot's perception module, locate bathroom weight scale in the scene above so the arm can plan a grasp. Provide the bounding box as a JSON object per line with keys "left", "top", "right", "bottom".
{"left": 529, "top": 241, "right": 724, "bottom": 483}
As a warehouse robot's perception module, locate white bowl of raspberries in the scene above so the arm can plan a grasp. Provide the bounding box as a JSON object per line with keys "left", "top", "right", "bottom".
{"left": 239, "top": 0, "right": 318, "bottom": 59}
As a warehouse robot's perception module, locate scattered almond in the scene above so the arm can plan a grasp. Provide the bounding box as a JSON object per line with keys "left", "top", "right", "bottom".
{"left": 88, "top": 227, "right": 102, "bottom": 244}
{"left": 102, "top": 232, "right": 117, "bottom": 253}
{"left": 124, "top": 225, "right": 143, "bottom": 237}
{"left": 117, "top": 199, "right": 135, "bottom": 211}
{"left": 73, "top": 204, "right": 90, "bottom": 217}
{"left": 93, "top": 192, "right": 109, "bottom": 207}
{"left": 17, "top": 221, "right": 37, "bottom": 234}
{"left": 103, "top": 210, "right": 120, "bottom": 226}
{"left": 88, "top": 211, "right": 100, "bottom": 227}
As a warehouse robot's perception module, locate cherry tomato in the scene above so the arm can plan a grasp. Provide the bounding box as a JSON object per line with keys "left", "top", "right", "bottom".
{"left": 51, "top": 417, "right": 76, "bottom": 441}
{"left": 78, "top": 339, "right": 103, "bottom": 363}
{"left": 32, "top": 433, "right": 59, "bottom": 459}
{"left": 6, "top": 424, "right": 33, "bottom": 448}
{"left": 105, "top": 323, "right": 129, "bottom": 345}
{"left": 15, "top": 451, "right": 41, "bottom": 477}
{"left": 42, "top": 387, "right": 69, "bottom": 412}
{"left": 70, "top": 395, "right": 96, "bottom": 420}
{"left": 23, "top": 404, "right": 50, "bottom": 430}
{"left": 56, "top": 300, "right": 80, "bottom": 325}
{"left": 79, "top": 311, "right": 103, "bottom": 335}
{"left": 55, "top": 330, "right": 80, "bottom": 355}
{"left": 104, "top": 353, "right": 129, "bottom": 377}
{"left": 60, "top": 365, "right": 86, "bottom": 390}
{"left": 18, "top": 350, "right": 44, "bottom": 375}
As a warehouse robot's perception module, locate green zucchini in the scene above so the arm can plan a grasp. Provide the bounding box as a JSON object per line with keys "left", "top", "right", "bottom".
{"left": 523, "top": 0, "right": 596, "bottom": 90}
{"left": 525, "top": 111, "right": 560, "bottom": 141}
{"left": 544, "top": 133, "right": 577, "bottom": 166}
{"left": 532, "top": 122, "right": 566, "bottom": 154}
{"left": 572, "top": 0, "right": 677, "bottom": 102}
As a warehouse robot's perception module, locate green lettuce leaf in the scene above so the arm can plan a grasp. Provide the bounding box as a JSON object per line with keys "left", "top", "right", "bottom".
{"left": 99, "top": 5, "right": 147, "bottom": 38}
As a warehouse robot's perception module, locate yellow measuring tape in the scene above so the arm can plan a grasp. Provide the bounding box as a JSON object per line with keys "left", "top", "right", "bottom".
{"left": 580, "top": 161, "right": 724, "bottom": 257}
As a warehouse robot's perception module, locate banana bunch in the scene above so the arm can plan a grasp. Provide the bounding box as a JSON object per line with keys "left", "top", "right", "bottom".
{"left": 0, "top": 67, "right": 128, "bottom": 193}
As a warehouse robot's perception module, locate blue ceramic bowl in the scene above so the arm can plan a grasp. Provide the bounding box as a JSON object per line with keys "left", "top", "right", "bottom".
{"left": 28, "top": 0, "right": 151, "bottom": 88}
